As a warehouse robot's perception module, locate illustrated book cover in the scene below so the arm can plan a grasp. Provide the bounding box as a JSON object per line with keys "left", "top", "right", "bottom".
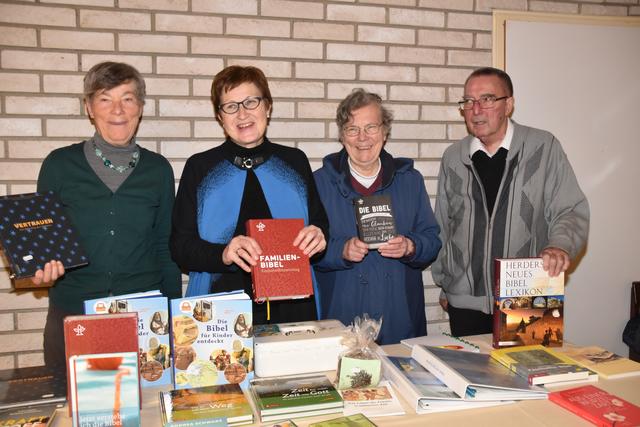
{"left": 549, "top": 385, "right": 640, "bottom": 426}
{"left": 339, "top": 380, "right": 405, "bottom": 418}
{"left": 84, "top": 290, "right": 172, "bottom": 387}
{"left": 559, "top": 345, "right": 640, "bottom": 379}
{"left": 0, "top": 365, "right": 66, "bottom": 410}
{"left": 246, "top": 218, "right": 313, "bottom": 302}
{"left": 68, "top": 352, "right": 140, "bottom": 427}
{"left": 309, "top": 413, "right": 377, "bottom": 427}
{"left": 0, "top": 402, "right": 61, "bottom": 427}
{"left": 0, "top": 191, "right": 88, "bottom": 284}
{"left": 490, "top": 345, "right": 597, "bottom": 385}
{"left": 411, "top": 345, "right": 548, "bottom": 401}
{"left": 159, "top": 383, "right": 252, "bottom": 426}
{"left": 250, "top": 374, "right": 343, "bottom": 422}
{"left": 493, "top": 257, "right": 565, "bottom": 348}
{"left": 170, "top": 291, "right": 253, "bottom": 390}
{"left": 353, "top": 194, "right": 396, "bottom": 249}
{"left": 401, "top": 332, "right": 480, "bottom": 353}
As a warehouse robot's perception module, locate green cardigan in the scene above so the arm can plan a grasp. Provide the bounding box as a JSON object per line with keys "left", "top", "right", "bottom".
{"left": 37, "top": 141, "right": 181, "bottom": 313}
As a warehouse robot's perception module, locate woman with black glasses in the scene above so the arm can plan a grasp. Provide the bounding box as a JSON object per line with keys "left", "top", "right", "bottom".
{"left": 170, "top": 65, "right": 328, "bottom": 324}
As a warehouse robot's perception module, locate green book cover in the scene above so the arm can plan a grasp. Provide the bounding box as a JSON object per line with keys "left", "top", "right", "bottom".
{"left": 309, "top": 413, "right": 377, "bottom": 427}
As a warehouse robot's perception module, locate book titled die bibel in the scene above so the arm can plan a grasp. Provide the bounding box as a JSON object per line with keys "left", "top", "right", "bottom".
{"left": 353, "top": 194, "right": 396, "bottom": 249}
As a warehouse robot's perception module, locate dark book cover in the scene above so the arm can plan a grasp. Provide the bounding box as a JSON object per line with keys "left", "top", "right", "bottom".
{"left": 0, "top": 365, "right": 66, "bottom": 410}
{"left": 549, "top": 385, "right": 640, "bottom": 426}
{"left": 353, "top": 194, "right": 396, "bottom": 249}
{"left": 246, "top": 219, "right": 313, "bottom": 302}
{"left": 0, "top": 191, "right": 88, "bottom": 284}
{"left": 0, "top": 402, "right": 62, "bottom": 426}
{"left": 493, "top": 257, "right": 565, "bottom": 349}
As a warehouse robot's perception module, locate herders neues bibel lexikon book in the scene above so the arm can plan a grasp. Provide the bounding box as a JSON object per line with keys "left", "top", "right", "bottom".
{"left": 493, "top": 257, "right": 565, "bottom": 349}
{"left": 353, "top": 194, "right": 396, "bottom": 249}
{"left": 0, "top": 191, "right": 88, "bottom": 285}
{"left": 246, "top": 219, "right": 313, "bottom": 302}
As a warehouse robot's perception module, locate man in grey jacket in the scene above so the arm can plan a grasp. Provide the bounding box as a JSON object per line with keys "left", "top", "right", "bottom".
{"left": 432, "top": 67, "right": 589, "bottom": 337}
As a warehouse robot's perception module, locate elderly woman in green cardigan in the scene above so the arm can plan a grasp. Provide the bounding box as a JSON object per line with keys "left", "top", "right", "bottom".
{"left": 34, "top": 62, "right": 181, "bottom": 370}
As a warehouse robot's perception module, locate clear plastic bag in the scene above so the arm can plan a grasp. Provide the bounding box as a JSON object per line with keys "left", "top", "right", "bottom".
{"left": 335, "top": 314, "right": 382, "bottom": 389}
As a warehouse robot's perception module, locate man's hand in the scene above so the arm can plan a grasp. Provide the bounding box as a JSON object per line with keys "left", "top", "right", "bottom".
{"left": 439, "top": 297, "right": 449, "bottom": 312}
{"left": 31, "top": 260, "right": 65, "bottom": 286}
{"left": 222, "top": 235, "right": 262, "bottom": 273}
{"left": 342, "top": 237, "right": 369, "bottom": 262}
{"left": 378, "top": 235, "right": 415, "bottom": 259}
{"left": 540, "top": 247, "right": 570, "bottom": 277}
{"left": 293, "top": 225, "right": 326, "bottom": 257}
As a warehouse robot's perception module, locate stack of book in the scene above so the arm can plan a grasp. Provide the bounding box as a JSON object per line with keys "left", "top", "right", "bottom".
{"left": 250, "top": 374, "right": 343, "bottom": 422}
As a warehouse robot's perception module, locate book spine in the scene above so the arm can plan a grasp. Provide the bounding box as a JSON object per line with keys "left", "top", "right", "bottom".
{"left": 411, "top": 346, "right": 468, "bottom": 399}
{"left": 492, "top": 259, "right": 502, "bottom": 349}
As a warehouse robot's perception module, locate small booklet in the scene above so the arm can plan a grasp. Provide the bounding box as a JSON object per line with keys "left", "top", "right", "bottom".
{"left": 339, "top": 380, "right": 405, "bottom": 418}
{"left": 559, "top": 345, "right": 640, "bottom": 380}
{"left": 353, "top": 194, "right": 396, "bottom": 249}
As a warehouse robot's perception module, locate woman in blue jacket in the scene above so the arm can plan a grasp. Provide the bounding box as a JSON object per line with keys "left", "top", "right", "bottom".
{"left": 313, "top": 89, "right": 441, "bottom": 344}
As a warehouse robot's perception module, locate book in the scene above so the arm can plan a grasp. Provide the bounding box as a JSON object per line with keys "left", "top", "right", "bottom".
{"left": 63, "top": 313, "right": 139, "bottom": 415}
{"left": 0, "top": 365, "right": 66, "bottom": 410}
{"left": 353, "top": 194, "right": 397, "bottom": 249}
{"left": 378, "top": 354, "right": 512, "bottom": 414}
{"left": 245, "top": 219, "right": 313, "bottom": 302}
{"left": 309, "top": 413, "right": 377, "bottom": 427}
{"left": 159, "top": 383, "right": 253, "bottom": 426}
{"left": 170, "top": 291, "right": 253, "bottom": 390}
{"left": 411, "top": 345, "right": 548, "bottom": 401}
{"left": 401, "top": 333, "right": 481, "bottom": 353}
{"left": 490, "top": 345, "right": 597, "bottom": 385}
{"left": 0, "top": 191, "right": 88, "bottom": 284}
{"left": 68, "top": 352, "right": 140, "bottom": 427}
{"left": 559, "top": 345, "right": 640, "bottom": 379}
{"left": 84, "top": 290, "right": 173, "bottom": 387}
{"left": 250, "top": 374, "right": 343, "bottom": 422}
{"left": 549, "top": 385, "right": 640, "bottom": 426}
{"left": 493, "top": 257, "right": 565, "bottom": 348}
{"left": 0, "top": 402, "right": 61, "bottom": 427}
{"left": 339, "top": 380, "right": 405, "bottom": 418}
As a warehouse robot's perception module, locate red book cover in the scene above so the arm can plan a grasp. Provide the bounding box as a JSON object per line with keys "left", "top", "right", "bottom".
{"left": 246, "top": 218, "right": 313, "bottom": 302}
{"left": 549, "top": 385, "right": 640, "bottom": 426}
{"left": 63, "top": 313, "right": 139, "bottom": 415}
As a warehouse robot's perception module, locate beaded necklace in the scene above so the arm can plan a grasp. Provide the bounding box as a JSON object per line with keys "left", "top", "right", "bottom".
{"left": 92, "top": 141, "right": 140, "bottom": 173}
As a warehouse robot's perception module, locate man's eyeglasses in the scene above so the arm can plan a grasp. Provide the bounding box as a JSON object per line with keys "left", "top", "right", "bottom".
{"left": 219, "top": 96, "right": 263, "bottom": 114}
{"left": 343, "top": 123, "right": 383, "bottom": 137}
{"left": 458, "top": 95, "right": 509, "bottom": 110}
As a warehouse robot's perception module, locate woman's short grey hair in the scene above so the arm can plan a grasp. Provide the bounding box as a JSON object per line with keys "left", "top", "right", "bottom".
{"left": 83, "top": 62, "right": 146, "bottom": 104}
{"left": 336, "top": 88, "right": 393, "bottom": 138}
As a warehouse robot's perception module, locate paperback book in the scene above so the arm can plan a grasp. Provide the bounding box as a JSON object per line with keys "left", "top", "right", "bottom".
{"left": 309, "top": 413, "right": 377, "bottom": 427}
{"left": 0, "top": 365, "right": 66, "bottom": 410}
{"left": 549, "top": 385, "right": 640, "bottom": 426}
{"left": 84, "top": 290, "right": 172, "bottom": 387}
{"left": 490, "top": 345, "right": 597, "bottom": 385}
{"left": 170, "top": 291, "right": 253, "bottom": 390}
{"left": 0, "top": 402, "right": 61, "bottom": 427}
{"left": 411, "top": 345, "right": 548, "bottom": 401}
{"left": 250, "top": 374, "right": 343, "bottom": 422}
{"left": 246, "top": 219, "right": 313, "bottom": 302}
{"left": 493, "top": 257, "right": 565, "bottom": 348}
{"left": 559, "top": 345, "right": 640, "bottom": 379}
{"left": 339, "top": 380, "right": 405, "bottom": 418}
{"left": 0, "top": 191, "right": 88, "bottom": 284}
{"left": 353, "top": 194, "right": 396, "bottom": 249}
{"left": 68, "top": 352, "right": 140, "bottom": 427}
{"left": 159, "top": 383, "right": 253, "bottom": 426}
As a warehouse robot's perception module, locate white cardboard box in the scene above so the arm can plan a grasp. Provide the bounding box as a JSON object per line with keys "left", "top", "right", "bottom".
{"left": 254, "top": 319, "right": 346, "bottom": 377}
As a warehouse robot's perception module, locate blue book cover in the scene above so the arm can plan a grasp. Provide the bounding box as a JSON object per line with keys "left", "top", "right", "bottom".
{"left": 84, "top": 291, "right": 172, "bottom": 387}
{"left": 68, "top": 352, "right": 140, "bottom": 427}
{"left": 170, "top": 291, "right": 253, "bottom": 390}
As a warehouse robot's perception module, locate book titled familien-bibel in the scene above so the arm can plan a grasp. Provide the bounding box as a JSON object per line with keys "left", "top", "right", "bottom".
{"left": 353, "top": 194, "right": 396, "bottom": 249}
{"left": 246, "top": 219, "right": 313, "bottom": 302}
{"left": 0, "top": 191, "right": 88, "bottom": 285}
{"left": 493, "top": 257, "right": 565, "bottom": 349}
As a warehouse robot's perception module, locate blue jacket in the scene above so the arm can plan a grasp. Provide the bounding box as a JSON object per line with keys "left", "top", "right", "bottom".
{"left": 313, "top": 149, "right": 441, "bottom": 344}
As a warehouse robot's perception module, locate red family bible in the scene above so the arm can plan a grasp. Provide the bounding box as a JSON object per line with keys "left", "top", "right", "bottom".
{"left": 246, "top": 218, "right": 313, "bottom": 302}
{"left": 63, "top": 312, "right": 140, "bottom": 415}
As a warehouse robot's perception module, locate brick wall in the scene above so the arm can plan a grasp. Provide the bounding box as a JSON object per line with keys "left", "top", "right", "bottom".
{"left": 0, "top": 0, "right": 637, "bottom": 368}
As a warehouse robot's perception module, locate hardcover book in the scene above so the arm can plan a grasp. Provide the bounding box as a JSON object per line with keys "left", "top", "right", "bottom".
{"left": 493, "top": 257, "right": 565, "bottom": 348}
{"left": 549, "top": 385, "right": 640, "bottom": 426}
{"left": 490, "top": 345, "right": 596, "bottom": 385}
{"left": 559, "top": 345, "right": 640, "bottom": 379}
{"left": 353, "top": 194, "right": 396, "bottom": 249}
{"left": 0, "top": 402, "right": 61, "bottom": 427}
{"left": 68, "top": 352, "right": 140, "bottom": 427}
{"left": 309, "top": 413, "right": 377, "bottom": 427}
{"left": 250, "top": 374, "right": 343, "bottom": 422}
{"left": 84, "top": 290, "right": 172, "bottom": 387}
{"left": 0, "top": 191, "right": 88, "bottom": 284}
{"left": 339, "top": 380, "right": 405, "bottom": 418}
{"left": 0, "top": 365, "right": 66, "bottom": 410}
{"left": 411, "top": 345, "right": 548, "bottom": 401}
{"left": 170, "top": 291, "right": 253, "bottom": 390}
{"left": 159, "top": 383, "right": 253, "bottom": 426}
{"left": 246, "top": 219, "right": 313, "bottom": 302}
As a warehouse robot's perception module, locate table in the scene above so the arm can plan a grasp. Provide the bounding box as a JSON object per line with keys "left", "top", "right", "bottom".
{"left": 52, "top": 336, "right": 640, "bottom": 426}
